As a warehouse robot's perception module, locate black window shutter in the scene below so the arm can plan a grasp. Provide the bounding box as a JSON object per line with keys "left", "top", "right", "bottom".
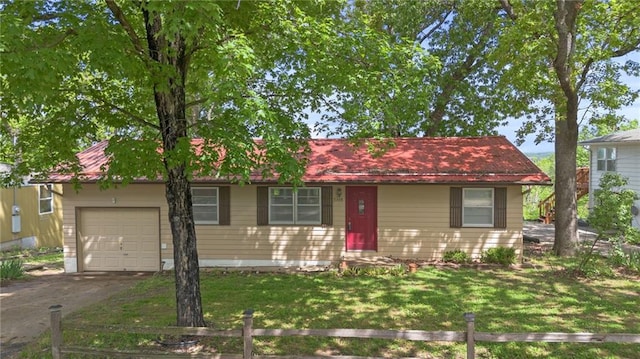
{"left": 218, "top": 186, "right": 230, "bottom": 225}
{"left": 257, "top": 186, "right": 269, "bottom": 225}
{"left": 494, "top": 187, "right": 507, "bottom": 228}
{"left": 321, "top": 186, "right": 333, "bottom": 226}
{"left": 450, "top": 187, "right": 462, "bottom": 228}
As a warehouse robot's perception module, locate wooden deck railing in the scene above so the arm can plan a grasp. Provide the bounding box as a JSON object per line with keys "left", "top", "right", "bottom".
{"left": 49, "top": 305, "right": 640, "bottom": 359}
{"left": 538, "top": 167, "right": 590, "bottom": 224}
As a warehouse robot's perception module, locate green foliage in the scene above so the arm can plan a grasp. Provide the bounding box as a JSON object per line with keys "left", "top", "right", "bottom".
{"left": 574, "top": 172, "right": 638, "bottom": 274}
{"left": 625, "top": 228, "right": 640, "bottom": 245}
{"left": 442, "top": 249, "right": 471, "bottom": 264}
{"left": 19, "top": 269, "right": 640, "bottom": 358}
{"left": 481, "top": 247, "right": 516, "bottom": 266}
{"left": 567, "top": 253, "right": 616, "bottom": 279}
{"left": 0, "top": 259, "right": 24, "bottom": 280}
{"left": 588, "top": 173, "right": 638, "bottom": 241}
{"left": 523, "top": 153, "right": 555, "bottom": 220}
{"left": 341, "top": 264, "right": 407, "bottom": 277}
{"left": 608, "top": 250, "right": 640, "bottom": 274}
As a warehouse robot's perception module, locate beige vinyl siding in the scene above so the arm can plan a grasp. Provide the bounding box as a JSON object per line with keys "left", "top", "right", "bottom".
{"left": 193, "top": 185, "right": 344, "bottom": 265}
{"left": 62, "top": 184, "right": 170, "bottom": 272}
{"left": 368, "top": 185, "right": 522, "bottom": 261}
{"left": 62, "top": 183, "right": 524, "bottom": 271}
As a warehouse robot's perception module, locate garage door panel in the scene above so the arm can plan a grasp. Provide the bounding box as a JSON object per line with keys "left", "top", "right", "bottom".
{"left": 79, "top": 208, "right": 159, "bottom": 272}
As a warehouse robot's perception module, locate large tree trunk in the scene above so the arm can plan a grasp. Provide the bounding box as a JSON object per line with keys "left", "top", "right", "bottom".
{"left": 144, "top": 8, "right": 206, "bottom": 327}
{"left": 553, "top": 108, "right": 579, "bottom": 256}
{"left": 552, "top": 0, "right": 582, "bottom": 256}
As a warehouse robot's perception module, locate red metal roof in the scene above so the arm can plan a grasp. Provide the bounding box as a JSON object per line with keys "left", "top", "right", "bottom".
{"left": 49, "top": 136, "right": 551, "bottom": 185}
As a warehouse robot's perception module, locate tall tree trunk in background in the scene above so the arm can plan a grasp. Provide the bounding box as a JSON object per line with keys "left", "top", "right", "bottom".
{"left": 552, "top": 0, "right": 583, "bottom": 256}
{"left": 143, "top": 8, "right": 206, "bottom": 327}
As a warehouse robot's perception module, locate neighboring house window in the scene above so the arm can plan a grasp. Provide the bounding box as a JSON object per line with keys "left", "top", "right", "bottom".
{"left": 596, "top": 147, "right": 616, "bottom": 171}
{"left": 191, "top": 187, "right": 230, "bottom": 225}
{"left": 257, "top": 186, "right": 333, "bottom": 226}
{"left": 39, "top": 184, "right": 53, "bottom": 215}
{"left": 450, "top": 187, "right": 507, "bottom": 228}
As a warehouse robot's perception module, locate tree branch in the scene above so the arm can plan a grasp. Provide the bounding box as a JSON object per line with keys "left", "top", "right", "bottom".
{"left": 1, "top": 28, "right": 77, "bottom": 53}
{"left": 416, "top": 10, "right": 453, "bottom": 45}
{"left": 104, "top": 0, "right": 147, "bottom": 59}
{"left": 576, "top": 57, "right": 594, "bottom": 91}
{"left": 89, "top": 93, "right": 160, "bottom": 130}
{"left": 498, "top": 0, "right": 518, "bottom": 20}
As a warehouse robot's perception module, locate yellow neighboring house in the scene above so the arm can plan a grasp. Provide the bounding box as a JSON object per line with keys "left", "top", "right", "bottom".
{"left": 1, "top": 183, "right": 63, "bottom": 250}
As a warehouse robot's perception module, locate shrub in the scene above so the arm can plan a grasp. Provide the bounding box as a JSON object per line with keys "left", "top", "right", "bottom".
{"left": 443, "top": 249, "right": 471, "bottom": 264}
{"left": 608, "top": 251, "right": 640, "bottom": 273}
{"left": 481, "top": 247, "right": 516, "bottom": 266}
{"left": 341, "top": 265, "right": 407, "bottom": 277}
{"left": 624, "top": 228, "right": 640, "bottom": 245}
{"left": 0, "top": 259, "right": 24, "bottom": 280}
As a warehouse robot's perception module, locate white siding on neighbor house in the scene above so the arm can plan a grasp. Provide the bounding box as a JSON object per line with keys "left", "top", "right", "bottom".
{"left": 62, "top": 183, "right": 525, "bottom": 272}
{"left": 588, "top": 143, "right": 640, "bottom": 229}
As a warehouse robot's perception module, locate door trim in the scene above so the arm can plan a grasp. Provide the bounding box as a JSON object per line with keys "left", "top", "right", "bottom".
{"left": 345, "top": 186, "right": 378, "bottom": 251}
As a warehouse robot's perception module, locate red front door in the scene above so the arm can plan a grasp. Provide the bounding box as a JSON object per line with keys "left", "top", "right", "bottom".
{"left": 346, "top": 186, "right": 377, "bottom": 251}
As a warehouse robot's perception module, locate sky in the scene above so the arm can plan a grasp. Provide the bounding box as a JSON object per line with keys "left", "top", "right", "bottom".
{"left": 500, "top": 53, "right": 640, "bottom": 154}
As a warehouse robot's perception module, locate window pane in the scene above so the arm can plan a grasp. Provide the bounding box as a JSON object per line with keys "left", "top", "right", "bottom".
{"left": 40, "top": 185, "right": 52, "bottom": 199}
{"left": 606, "top": 148, "right": 616, "bottom": 160}
{"left": 192, "top": 188, "right": 217, "bottom": 205}
{"left": 40, "top": 199, "right": 52, "bottom": 214}
{"left": 607, "top": 159, "right": 616, "bottom": 171}
{"left": 464, "top": 189, "right": 492, "bottom": 206}
{"left": 271, "top": 188, "right": 294, "bottom": 205}
{"left": 270, "top": 206, "right": 294, "bottom": 223}
{"left": 597, "top": 160, "right": 606, "bottom": 171}
{"left": 597, "top": 148, "right": 606, "bottom": 160}
{"left": 297, "top": 206, "right": 321, "bottom": 223}
{"left": 297, "top": 188, "right": 320, "bottom": 205}
{"left": 463, "top": 207, "right": 493, "bottom": 225}
{"left": 193, "top": 206, "right": 217, "bottom": 222}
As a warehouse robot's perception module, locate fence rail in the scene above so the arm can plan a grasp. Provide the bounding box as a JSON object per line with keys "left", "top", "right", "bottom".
{"left": 49, "top": 305, "right": 640, "bottom": 359}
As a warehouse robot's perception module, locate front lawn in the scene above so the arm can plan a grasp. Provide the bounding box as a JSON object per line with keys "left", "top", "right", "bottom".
{"left": 20, "top": 265, "right": 639, "bottom": 359}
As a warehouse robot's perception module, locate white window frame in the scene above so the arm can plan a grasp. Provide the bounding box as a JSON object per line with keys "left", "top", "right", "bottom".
{"left": 39, "top": 184, "right": 54, "bottom": 215}
{"left": 269, "top": 187, "right": 322, "bottom": 225}
{"left": 191, "top": 187, "right": 219, "bottom": 225}
{"left": 596, "top": 147, "right": 616, "bottom": 172}
{"left": 462, "top": 188, "right": 494, "bottom": 227}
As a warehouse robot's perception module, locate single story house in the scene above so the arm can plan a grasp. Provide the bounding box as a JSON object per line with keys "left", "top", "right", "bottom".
{"left": 1, "top": 164, "right": 63, "bottom": 250}
{"left": 50, "top": 137, "right": 550, "bottom": 273}
{"left": 580, "top": 128, "right": 640, "bottom": 229}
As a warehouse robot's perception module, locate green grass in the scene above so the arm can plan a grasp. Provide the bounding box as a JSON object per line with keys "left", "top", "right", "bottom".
{"left": 19, "top": 265, "right": 640, "bottom": 359}
{"left": 0, "top": 248, "right": 63, "bottom": 281}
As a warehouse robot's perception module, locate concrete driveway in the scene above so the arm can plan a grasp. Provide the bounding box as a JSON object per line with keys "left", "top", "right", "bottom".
{"left": 0, "top": 269, "right": 149, "bottom": 358}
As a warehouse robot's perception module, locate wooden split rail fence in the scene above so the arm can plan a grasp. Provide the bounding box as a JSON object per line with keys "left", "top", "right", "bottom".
{"left": 49, "top": 305, "right": 640, "bottom": 359}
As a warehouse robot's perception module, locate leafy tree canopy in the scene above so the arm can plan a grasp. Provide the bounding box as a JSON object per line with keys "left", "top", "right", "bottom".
{"left": 0, "top": 0, "right": 438, "bottom": 187}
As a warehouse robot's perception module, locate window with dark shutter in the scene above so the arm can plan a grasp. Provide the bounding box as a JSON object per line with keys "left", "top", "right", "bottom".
{"left": 219, "top": 186, "right": 231, "bottom": 225}
{"left": 451, "top": 187, "right": 507, "bottom": 228}
{"left": 258, "top": 186, "right": 333, "bottom": 226}
{"left": 257, "top": 186, "right": 269, "bottom": 225}
{"left": 494, "top": 187, "right": 507, "bottom": 228}
{"left": 450, "top": 187, "right": 462, "bottom": 228}
{"left": 321, "top": 186, "right": 333, "bottom": 226}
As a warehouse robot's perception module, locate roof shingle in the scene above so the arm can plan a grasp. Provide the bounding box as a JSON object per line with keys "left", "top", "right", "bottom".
{"left": 49, "top": 136, "right": 551, "bottom": 185}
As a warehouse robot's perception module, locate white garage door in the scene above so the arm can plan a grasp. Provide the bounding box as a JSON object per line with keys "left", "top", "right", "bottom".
{"left": 79, "top": 208, "right": 160, "bottom": 272}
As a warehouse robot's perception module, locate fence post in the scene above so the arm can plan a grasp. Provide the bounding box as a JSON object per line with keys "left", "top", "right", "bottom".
{"left": 243, "top": 309, "right": 254, "bottom": 359}
{"left": 49, "top": 305, "right": 63, "bottom": 359}
{"left": 464, "top": 312, "right": 475, "bottom": 359}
